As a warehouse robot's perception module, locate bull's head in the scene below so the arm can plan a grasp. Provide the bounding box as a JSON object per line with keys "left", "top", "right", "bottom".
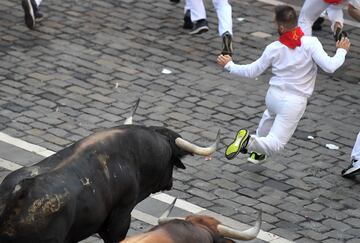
{"left": 124, "top": 99, "right": 220, "bottom": 192}
{"left": 158, "top": 198, "right": 262, "bottom": 242}
{"left": 124, "top": 98, "right": 220, "bottom": 168}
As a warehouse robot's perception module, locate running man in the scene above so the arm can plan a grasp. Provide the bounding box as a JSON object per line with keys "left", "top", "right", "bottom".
{"left": 217, "top": 5, "right": 350, "bottom": 163}
{"left": 183, "top": 0, "right": 233, "bottom": 56}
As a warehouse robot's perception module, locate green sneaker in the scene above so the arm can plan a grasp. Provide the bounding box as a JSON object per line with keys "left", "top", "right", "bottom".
{"left": 247, "top": 151, "right": 266, "bottom": 164}
{"left": 225, "top": 129, "right": 250, "bottom": 160}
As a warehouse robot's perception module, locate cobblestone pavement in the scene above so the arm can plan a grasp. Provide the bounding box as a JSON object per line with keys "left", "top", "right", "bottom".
{"left": 1, "top": 0, "right": 360, "bottom": 242}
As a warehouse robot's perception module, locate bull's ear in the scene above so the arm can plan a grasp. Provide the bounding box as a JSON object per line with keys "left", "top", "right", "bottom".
{"left": 173, "top": 157, "right": 186, "bottom": 169}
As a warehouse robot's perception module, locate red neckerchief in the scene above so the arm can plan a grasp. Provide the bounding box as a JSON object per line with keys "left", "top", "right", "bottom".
{"left": 324, "top": 0, "right": 342, "bottom": 4}
{"left": 279, "top": 27, "right": 304, "bottom": 49}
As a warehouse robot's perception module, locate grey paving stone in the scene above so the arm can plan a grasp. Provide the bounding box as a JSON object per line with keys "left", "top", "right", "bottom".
{"left": 324, "top": 230, "right": 354, "bottom": 242}
{"left": 270, "top": 226, "right": 302, "bottom": 241}
{"left": 323, "top": 219, "right": 352, "bottom": 232}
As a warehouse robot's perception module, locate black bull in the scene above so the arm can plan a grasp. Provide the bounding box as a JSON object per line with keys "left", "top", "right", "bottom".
{"left": 0, "top": 125, "right": 219, "bottom": 243}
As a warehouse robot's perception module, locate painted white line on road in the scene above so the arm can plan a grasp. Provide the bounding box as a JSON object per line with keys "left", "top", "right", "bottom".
{"left": 131, "top": 209, "right": 158, "bottom": 226}
{"left": 0, "top": 158, "right": 23, "bottom": 171}
{"left": 151, "top": 192, "right": 205, "bottom": 214}
{"left": 257, "top": 0, "right": 360, "bottom": 28}
{"left": 0, "top": 132, "right": 294, "bottom": 243}
{"left": 0, "top": 132, "right": 55, "bottom": 157}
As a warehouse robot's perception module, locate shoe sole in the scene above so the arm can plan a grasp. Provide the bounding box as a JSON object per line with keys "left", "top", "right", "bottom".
{"left": 334, "top": 28, "right": 348, "bottom": 42}
{"left": 221, "top": 37, "right": 233, "bottom": 56}
{"left": 225, "top": 130, "right": 249, "bottom": 160}
{"left": 22, "top": 0, "right": 35, "bottom": 29}
{"left": 341, "top": 166, "right": 360, "bottom": 178}
{"left": 189, "top": 26, "right": 209, "bottom": 35}
{"left": 221, "top": 44, "right": 233, "bottom": 56}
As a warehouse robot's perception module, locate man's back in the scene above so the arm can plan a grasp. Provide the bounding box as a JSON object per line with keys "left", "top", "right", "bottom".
{"left": 266, "top": 36, "right": 319, "bottom": 97}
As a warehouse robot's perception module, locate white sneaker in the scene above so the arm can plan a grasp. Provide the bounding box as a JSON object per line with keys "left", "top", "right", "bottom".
{"left": 341, "top": 159, "right": 360, "bottom": 178}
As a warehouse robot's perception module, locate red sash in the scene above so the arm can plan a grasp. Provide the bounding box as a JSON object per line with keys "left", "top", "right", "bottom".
{"left": 324, "top": 0, "right": 342, "bottom": 4}
{"left": 279, "top": 27, "right": 304, "bottom": 49}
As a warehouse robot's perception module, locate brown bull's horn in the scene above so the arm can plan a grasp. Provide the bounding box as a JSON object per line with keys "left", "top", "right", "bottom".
{"left": 175, "top": 129, "right": 220, "bottom": 156}
{"left": 124, "top": 98, "right": 140, "bottom": 125}
{"left": 158, "top": 197, "right": 185, "bottom": 225}
{"left": 217, "top": 209, "right": 262, "bottom": 241}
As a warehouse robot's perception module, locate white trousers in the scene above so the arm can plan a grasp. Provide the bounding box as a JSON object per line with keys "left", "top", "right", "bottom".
{"left": 35, "top": 0, "right": 42, "bottom": 7}
{"left": 351, "top": 132, "right": 360, "bottom": 161}
{"left": 298, "top": 0, "right": 344, "bottom": 36}
{"left": 184, "top": 0, "right": 232, "bottom": 36}
{"left": 248, "top": 87, "right": 307, "bottom": 156}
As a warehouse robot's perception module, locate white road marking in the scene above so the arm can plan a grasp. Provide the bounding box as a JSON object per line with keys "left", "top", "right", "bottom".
{"left": 257, "top": 0, "right": 360, "bottom": 28}
{"left": 0, "top": 158, "right": 23, "bottom": 171}
{"left": 131, "top": 209, "right": 159, "bottom": 226}
{"left": 0, "top": 132, "right": 294, "bottom": 243}
{"left": 151, "top": 192, "right": 205, "bottom": 214}
{"left": 0, "top": 132, "right": 55, "bottom": 157}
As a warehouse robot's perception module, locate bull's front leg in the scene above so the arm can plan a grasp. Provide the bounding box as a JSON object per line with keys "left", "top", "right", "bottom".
{"left": 98, "top": 206, "right": 132, "bottom": 243}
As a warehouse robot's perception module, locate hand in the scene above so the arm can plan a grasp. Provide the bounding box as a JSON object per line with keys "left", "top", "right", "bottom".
{"left": 336, "top": 37, "right": 351, "bottom": 52}
{"left": 217, "top": 54, "right": 232, "bottom": 68}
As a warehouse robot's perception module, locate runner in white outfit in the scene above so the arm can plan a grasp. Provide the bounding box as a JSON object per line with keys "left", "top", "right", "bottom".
{"left": 184, "top": 0, "right": 232, "bottom": 36}
{"left": 21, "top": 0, "right": 44, "bottom": 29}
{"left": 183, "top": 0, "right": 233, "bottom": 55}
{"left": 342, "top": 132, "right": 360, "bottom": 177}
{"left": 299, "top": 0, "right": 345, "bottom": 36}
{"left": 299, "top": 0, "right": 360, "bottom": 37}
{"left": 218, "top": 5, "right": 350, "bottom": 162}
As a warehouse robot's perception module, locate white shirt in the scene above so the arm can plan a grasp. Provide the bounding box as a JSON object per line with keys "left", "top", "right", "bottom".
{"left": 224, "top": 36, "right": 347, "bottom": 97}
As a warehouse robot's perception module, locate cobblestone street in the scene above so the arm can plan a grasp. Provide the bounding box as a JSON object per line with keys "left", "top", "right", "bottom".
{"left": 0, "top": 0, "right": 360, "bottom": 242}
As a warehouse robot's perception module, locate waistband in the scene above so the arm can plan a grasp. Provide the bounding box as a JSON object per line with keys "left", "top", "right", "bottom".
{"left": 269, "top": 85, "right": 310, "bottom": 98}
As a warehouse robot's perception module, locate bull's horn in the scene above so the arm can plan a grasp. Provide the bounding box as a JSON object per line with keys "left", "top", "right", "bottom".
{"left": 217, "top": 209, "right": 262, "bottom": 241}
{"left": 124, "top": 98, "right": 140, "bottom": 125}
{"left": 158, "top": 197, "right": 185, "bottom": 225}
{"left": 175, "top": 129, "right": 220, "bottom": 156}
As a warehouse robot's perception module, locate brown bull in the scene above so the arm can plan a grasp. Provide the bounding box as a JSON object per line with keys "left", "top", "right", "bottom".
{"left": 121, "top": 198, "right": 262, "bottom": 243}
